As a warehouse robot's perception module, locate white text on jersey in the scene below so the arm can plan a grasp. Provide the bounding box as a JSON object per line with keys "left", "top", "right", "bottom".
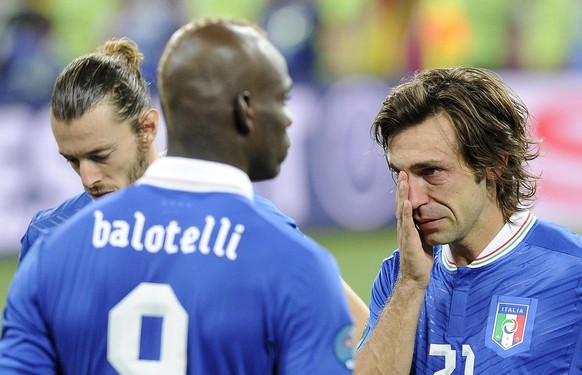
{"left": 92, "top": 210, "right": 245, "bottom": 260}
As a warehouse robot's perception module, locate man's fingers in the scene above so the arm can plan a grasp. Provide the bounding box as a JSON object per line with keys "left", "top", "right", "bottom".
{"left": 399, "top": 199, "right": 417, "bottom": 245}
{"left": 397, "top": 174, "right": 416, "bottom": 239}
{"left": 396, "top": 171, "right": 408, "bottom": 223}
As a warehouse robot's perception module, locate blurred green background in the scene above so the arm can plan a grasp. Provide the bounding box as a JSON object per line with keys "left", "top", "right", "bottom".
{"left": 0, "top": 257, "right": 16, "bottom": 314}
{"left": 2, "top": 0, "right": 582, "bottom": 107}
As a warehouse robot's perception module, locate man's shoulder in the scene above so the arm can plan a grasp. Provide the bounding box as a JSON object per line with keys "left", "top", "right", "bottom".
{"left": 526, "top": 219, "right": 582, "bottom": 255}
{"left": 19, "top": 192, "right": 93, "bottom": 262}
{"left": 27, "top": 192, "right": 92, "bottom": 234}
{"left": 253, "top": 193, "right": 298, "bottom": 229}
{"left": 237, "top": 195, "right": 331, "bottom": 264}
{"left": 516, "top": 219, "right": 582, "bottom": 269}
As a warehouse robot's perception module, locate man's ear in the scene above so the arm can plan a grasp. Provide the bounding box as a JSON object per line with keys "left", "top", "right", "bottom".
{"left": 140, "top": 108, "right": 159, "bottom": 143}
{"left": 487, "top": 154, "right": 509, "bottom": 180}
{"left": 234, "top": 91, "right": 253, "bottom": 135}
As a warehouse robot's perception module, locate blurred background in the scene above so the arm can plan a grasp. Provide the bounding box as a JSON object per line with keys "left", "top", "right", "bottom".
{"left": 1, "top": 0, "right": 582, "bottom": 304}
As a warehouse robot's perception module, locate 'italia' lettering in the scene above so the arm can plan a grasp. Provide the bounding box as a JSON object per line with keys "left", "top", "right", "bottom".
{"left": 92, "top": 210, "right": 245, "bottom": 261}
{"left": 500, "top": 306, "right": 526, "bottom": 314}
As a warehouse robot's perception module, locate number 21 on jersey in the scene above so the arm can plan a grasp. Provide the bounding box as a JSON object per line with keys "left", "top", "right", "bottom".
{"left": 430, "top": 344, "right": 475, "bottom": 375}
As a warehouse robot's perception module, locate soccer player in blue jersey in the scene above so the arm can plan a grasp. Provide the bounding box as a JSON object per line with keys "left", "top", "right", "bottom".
{"left": 18, "top": 37, "right": 162, "bottom": 262}
{"left": 354, "top": 67, "right": 582, "bottom": 374}
{"left": 0, "top": 18, "right": 356, "bottom": 373}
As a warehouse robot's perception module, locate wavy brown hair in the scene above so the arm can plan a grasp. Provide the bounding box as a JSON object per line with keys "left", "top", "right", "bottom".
{"left": 51, "top": 38, "right": 151, "bottom": 133}
{"left": 373, "top": 67, "right": 540, "bottom": 221}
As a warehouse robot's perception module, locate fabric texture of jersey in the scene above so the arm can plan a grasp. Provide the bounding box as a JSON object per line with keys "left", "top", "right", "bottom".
{"left": 18, "top": 187, "right": 297, "bottom": 265}
{"left": 1, "top": 157, "right": 353, "bottom": 374}
{"left": 360, "top": 211, "right": 582, "bottom": 374}
{"left": 19, "top": 191, "right": 92, "bottom": 263}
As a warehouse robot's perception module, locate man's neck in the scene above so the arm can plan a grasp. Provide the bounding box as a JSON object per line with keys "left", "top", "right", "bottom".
{"left": 449, "top": 209, "right": 507, "bottom": 266}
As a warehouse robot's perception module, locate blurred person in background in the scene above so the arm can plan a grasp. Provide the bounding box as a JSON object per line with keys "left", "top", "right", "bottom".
{"left": 259, "top": 0, "right": 320, "bottom": 83}
{"left": 107, "top": 0, "right": 189, "bottom": 93}
{"left": 355, "top": 67, "right": 582, "bottom": 374}
{"left": 0, "top": 8, "right": 61, "bottom": 107}
{"left": 0, "top": 17, "right": 355, "bottom": 373}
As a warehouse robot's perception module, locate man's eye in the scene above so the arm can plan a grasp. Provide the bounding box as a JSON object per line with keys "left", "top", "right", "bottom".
{"left": 91, "top": 155, "right": 109, "bottom": 163}
{"left": 422, "top": 168, "right": 445, "bottom": 181}
{"left": 388, "top": 168, "right": 399, "bottom": 183}
{"left": 66, "top": 158, "right": 79, "bottom": 167}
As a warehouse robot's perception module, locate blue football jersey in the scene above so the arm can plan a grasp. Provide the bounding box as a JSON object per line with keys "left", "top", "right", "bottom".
{"left": 19, "top": 188, "right": 297, "bottom": 265}
{"left": 360, "top": 212, "right": 582, "bottom": 374}
{"left": 0, "top": 157, "right": 354, "bottom": 374}
{"left": 19, "top": 191, "right": 92, "bottom": 263}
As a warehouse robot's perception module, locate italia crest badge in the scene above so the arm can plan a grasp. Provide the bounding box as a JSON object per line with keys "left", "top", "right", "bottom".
{"left": 485, "top": 296, "right": 537, "bottom": 357}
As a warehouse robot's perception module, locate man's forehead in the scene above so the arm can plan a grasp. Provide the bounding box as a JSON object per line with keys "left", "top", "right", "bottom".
{"left": 52, "top": 100, "right": 118, "bottom": 124}
{"left": 51, "top": 105, "right": 134, "bottom": 155}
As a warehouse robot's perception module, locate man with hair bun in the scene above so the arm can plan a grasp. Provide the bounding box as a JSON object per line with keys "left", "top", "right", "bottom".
{"left": 18, "top": 37, "right": 161, "bottom": 263}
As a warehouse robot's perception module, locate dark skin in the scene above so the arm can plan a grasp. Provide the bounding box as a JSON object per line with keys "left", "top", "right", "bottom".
{"left": 159, "top": 21, "right": 293, "bottom": 181}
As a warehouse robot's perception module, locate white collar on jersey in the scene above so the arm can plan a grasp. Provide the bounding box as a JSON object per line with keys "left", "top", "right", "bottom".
{"left": 441, "top": 210, "right": 537, "bottom": 270}
{"left": 136, "top": 156, "right": 255, "bottom": 202}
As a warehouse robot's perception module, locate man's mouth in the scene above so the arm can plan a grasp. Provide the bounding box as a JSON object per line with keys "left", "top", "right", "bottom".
{"left": 89, "top": 191, "right": 111, "bottom": 199}
{"left": 415, "top": 217, "right": 443, "bottom": 231}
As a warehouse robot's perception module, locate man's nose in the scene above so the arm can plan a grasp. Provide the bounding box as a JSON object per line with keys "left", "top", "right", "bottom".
{"left": 79, "top": 160, "right": 102, "bottom": 189}
{"left": 407, "top": 175, "right": 430, "bottom": 209}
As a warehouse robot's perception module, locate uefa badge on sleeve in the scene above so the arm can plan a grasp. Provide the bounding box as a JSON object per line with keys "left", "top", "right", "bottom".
{"left": 485, "top": 295, "right": 538, "bottom": 357}
{"left": 334, "top": 324, "right": 355, "bottom": 370}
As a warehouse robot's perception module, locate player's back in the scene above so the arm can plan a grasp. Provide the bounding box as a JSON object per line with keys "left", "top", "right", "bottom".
{"left": 2, "top": 182, "right": 353, "bottom": 374}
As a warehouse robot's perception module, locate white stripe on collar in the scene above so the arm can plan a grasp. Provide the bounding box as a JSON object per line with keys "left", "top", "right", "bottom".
{"left": 136, "top": 157, "right": 254, "bottom": 202}
{"left": 442, "top": 211, "right": 537, "bottom": 270}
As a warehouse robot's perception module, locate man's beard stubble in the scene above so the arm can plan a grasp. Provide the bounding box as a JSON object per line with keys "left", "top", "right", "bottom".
{"left": 128, "top": 140, "right": 149, "bottom": 185}
{"left": 86, "top": 141, "right": 149, "bottom": 198}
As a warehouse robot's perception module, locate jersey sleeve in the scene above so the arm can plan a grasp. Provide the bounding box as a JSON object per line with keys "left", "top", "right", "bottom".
{"left": 356, "top": 250, "right": 400, "bottom": 351}
{"left": 276, "top": 248, "right": 354, "bottom": 374}
{"left": 18, "top": 211, "right": 43, "bottom": 264}
{"left": 254, "top": 194, "right": 298, "bottom": 230}
{"left": 18, "top": 192, "right": 92, "bottom": 265}
{"left": 0, "top": 240, "right": 57, "bottom": 374}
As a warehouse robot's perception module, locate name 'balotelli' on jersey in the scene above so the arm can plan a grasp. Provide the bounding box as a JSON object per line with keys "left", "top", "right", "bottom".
{"left": 360, "top": 211, "right": 582, "bottom": 374}
{"left": 92, "top": 209, "right": 245, "bottom": 260}
{"left": 0, "top": 158, "right": 354, "bottom": 375}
